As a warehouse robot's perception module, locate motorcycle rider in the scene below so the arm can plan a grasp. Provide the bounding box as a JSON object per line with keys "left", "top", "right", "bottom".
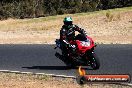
{"left": 60, "top": 16, "right": 88, "bottom": 57}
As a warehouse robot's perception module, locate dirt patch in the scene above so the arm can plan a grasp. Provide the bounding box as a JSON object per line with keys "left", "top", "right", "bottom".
{"left": 0, "top": 72, "right": 131, "bottom": 88}
{"left": 0, "top": 11, "right": 131, "bottom": 44}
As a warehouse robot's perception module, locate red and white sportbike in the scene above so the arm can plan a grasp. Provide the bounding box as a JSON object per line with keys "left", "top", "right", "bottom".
{"left": 55, "top": 34, "right": 100, "bottom": 69}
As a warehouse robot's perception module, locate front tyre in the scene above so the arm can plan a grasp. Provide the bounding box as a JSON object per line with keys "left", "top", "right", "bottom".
{"left": 89, "top": 53, "right": 100, "bottom": 70}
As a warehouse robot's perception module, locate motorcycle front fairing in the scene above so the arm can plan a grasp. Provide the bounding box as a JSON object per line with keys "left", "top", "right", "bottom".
{"left": 75, "top": 36, "right": 95, "bottom": 54}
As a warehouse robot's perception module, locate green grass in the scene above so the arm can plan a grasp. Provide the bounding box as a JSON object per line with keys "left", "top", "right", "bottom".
{"left": 16, "top": 6, "right": 132, "bottom": 23}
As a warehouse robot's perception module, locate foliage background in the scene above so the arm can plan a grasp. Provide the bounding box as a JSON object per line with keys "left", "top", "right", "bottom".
{"left": 0, "top": 0, "right": 132, "bottom": 20}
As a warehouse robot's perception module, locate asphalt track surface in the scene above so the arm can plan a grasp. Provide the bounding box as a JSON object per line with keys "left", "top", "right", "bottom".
{"left": 0, "top": 44, "right": 132, "bottom": 82}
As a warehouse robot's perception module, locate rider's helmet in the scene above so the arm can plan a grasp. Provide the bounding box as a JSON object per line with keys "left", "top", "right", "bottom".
{"left": 63, "top": 16, "right": 73, "bottom": 26}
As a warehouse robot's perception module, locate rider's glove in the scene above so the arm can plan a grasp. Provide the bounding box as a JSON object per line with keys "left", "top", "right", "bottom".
{"left": 62, "top": 40, "right": 76, "bottom": 51}
{"left": 81, "top": 29, "right": 88, "bottom": 37}
{"left": 69, "top": 44, "right": 76, "bottom": 52}
{"left": 71, "top": 45, "right": 76, "bottom": 48}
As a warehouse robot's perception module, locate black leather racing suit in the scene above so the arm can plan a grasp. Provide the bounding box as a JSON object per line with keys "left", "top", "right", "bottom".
{"left": 60, "top": 24, "right": 87, "bottom": 56}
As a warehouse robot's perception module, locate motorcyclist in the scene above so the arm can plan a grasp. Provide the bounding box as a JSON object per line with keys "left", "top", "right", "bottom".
{"left": 60, "top": 16, "right": 88, "bottom": 56}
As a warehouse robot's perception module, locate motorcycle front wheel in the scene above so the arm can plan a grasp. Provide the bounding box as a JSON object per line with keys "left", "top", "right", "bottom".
{"left": 87, "top": 53, "right": 100, "bottom": 70}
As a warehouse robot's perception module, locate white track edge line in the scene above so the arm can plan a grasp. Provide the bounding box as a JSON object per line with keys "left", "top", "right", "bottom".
{"left": 0, "top": 70, "right": 10, "bottom": 72}
{"left": 0, "top": 70, "right": 76, "bottom": 78}
{"left": 120, "top": 83, "right": 132, "bottom": 86}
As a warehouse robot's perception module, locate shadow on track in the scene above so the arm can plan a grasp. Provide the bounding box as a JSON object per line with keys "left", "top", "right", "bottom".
{"left": 22, "top": 66, "right": 75, "bottom": 70}
{"left": 22, "top": 66, "right": 92, "bottom": 70}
